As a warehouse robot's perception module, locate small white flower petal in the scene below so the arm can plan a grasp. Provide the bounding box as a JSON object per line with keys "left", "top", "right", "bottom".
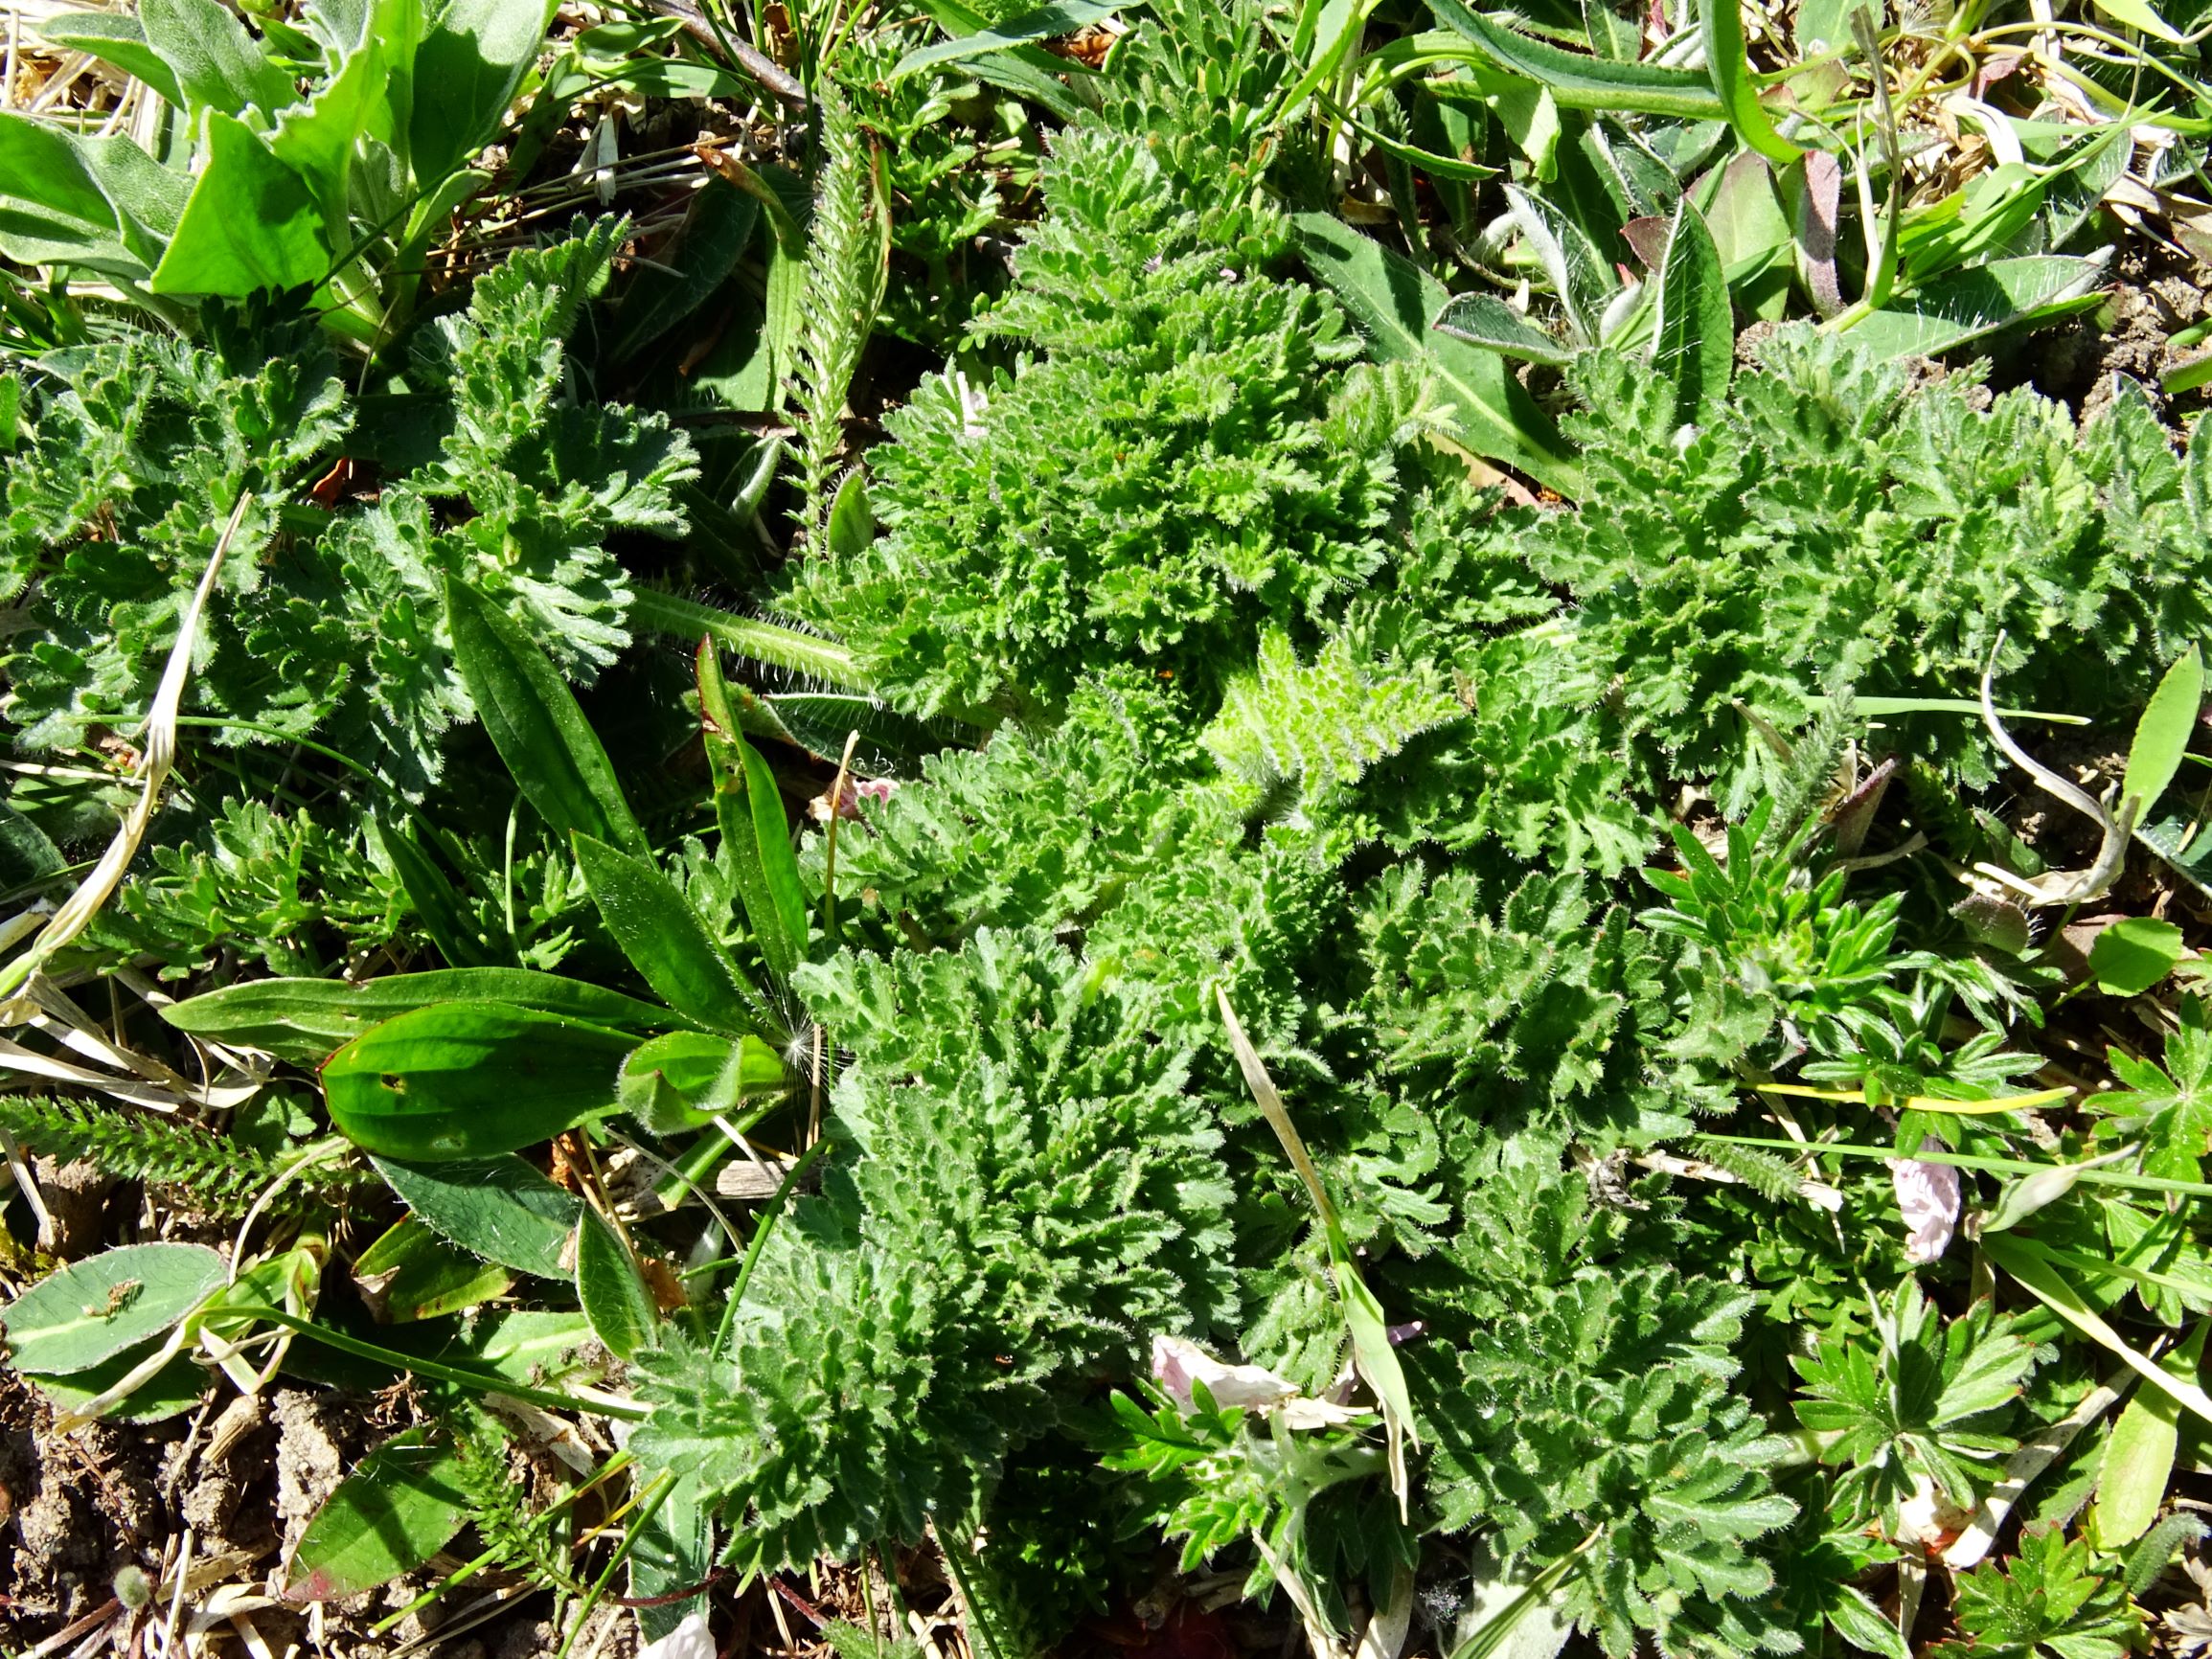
{"left": 1889, "top": 1143, "right": 1962, "bottom": 1264}
{"left": 637, "top": 1611, "right": 714, "bottom": 1659}
{"left": 1149, "top": 1334, "right": 1299, "bottom": 1410}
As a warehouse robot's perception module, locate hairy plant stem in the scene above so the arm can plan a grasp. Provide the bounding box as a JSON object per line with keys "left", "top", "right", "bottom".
{"left": 631, "top": 588, "right": 870, "bottom": 690}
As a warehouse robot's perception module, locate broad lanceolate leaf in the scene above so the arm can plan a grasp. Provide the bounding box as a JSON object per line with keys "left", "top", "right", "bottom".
{"left": 609, "top": 179, "right": 758, "bottom": 362}
{"left": 697, "top": 644, "right": 810, "bottom": 985}
{"left": 1825, "top": 1583, "right": 1911, "bottom": 1659}
{"left": 574, "top": 833, "right": 783, "bottom": 1042}
{"left": 629, "top": 1477, "right": 715, "bottom": 1640}
{"left": 139, "top": 0, "right": 294, "bottom": 116}
{"left": 1699, "top": 0, "right": 1801, "bottom": 164}
{"left": 2085, "top": 0, "right": 2184, "bottom": 41}
{"left": 1985, "top": 1232, "right": 2212, "bottom": 1429}
{"left": 1504, "top": 185, "right": 1616, "bottom": 348}
{"left": 1843, "top": 256, "right": 2107, "bottom": 361}
{"left": 322, "top": 1001, "right": 637, "bottom": 1159}
{"left": 375, "top": 817, "right": 496, "bottom": 967}
{"left": 34, "top": 14, "right": 187, "bottom": 106}
{"left": 283, "top": 1431, "right": 471, "bottom": 1602}
{"left": 164, "top": 968, "right": 687, "bottom": 1063}
{"left": 617, "top": 1031, "right": 786, "bottom": 1132}
{"left": 2123, "top": 645, "right": 2202, "bottom": 816}
{"left": 576, "top": 1206, "right": 657, "bottom": 1360}
{"left": 907, "top": 0, "right": 1088, "bottom": 118}
{"left": 353, "top": 1216, "right": 514, "bottom": 1323}
{"left": 445, "top": 576, "right": 648, "bottom": 857}
{"left": 26, "top": 1342, "right": 207, "bottom": 1425}
{"left": 1652, "top": 199, "right": 1733, "bottom": 427}
{"left": 1291, "top": 214, "right": 1581, "bottom": 495}
{"left": 269, "top": 36, "right": 387, "bottom": 230}
{"left": 1432, "top": 292, "right": 1574, "bottom": 367}
{"left": 370, "top": 1153, "right": 582, "bottom": 1279}
{"left": 0, "top": 114, "right": 180, "bottom": 278}
{"left": 407, "top": 0, "right": 559, "bottom": 185}
{"left": 1, "top": 1243, "right": 225, "bottom": 1375}
{"left": 150, "top": 111, "right": 333, "bottom": 297}
{"left": 2088, "top": 1323, "right": 2206, "bottom": 1550}
{"left": 1426, "top": 0, "right": 1725, "bottom": 119}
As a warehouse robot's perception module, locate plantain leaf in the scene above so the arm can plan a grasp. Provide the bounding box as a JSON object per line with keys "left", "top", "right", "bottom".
{"left": 322, "top": 1000, "right": 636, "bottom": 1159}
{"left": 892, "top": 0, "right": 1119, "bottom": 79}
{"left": 34, "top": 13, "right": 186, "bottom": 106}
{"left": 165, "top": 968, "right": 686, "bottom": 1063}
{"left": 283, "top": 1431, "right": 471, "bottom": 1602}
{"left": 149, "top": 110, "right": 333, "bottom": 297}
{"left": 1844, "top": 255, "right": 2108, "bottom": 360}
{"left": 1426, "top": 0, "right": 1725, "bottom": 119}
{"left": 2088, "top": 1323, "right": 2206, "bottom": 1550}
{"left": 370, "top": 1153, "right": 582, "bottom": 1279}
{"left": 140, "top": 0, "right": 294, "bottom": 116}
{"left": 375, "top": 817, "right": 496, "bottom": 967}
{"left": 353, "top": 1216, "right": 514, "bottom": 1324}
{"left": 1433, "top": 291, "right": 1575, "bottom": 366}
{"left": 697, "top": 644, "right": 810, "bottom": 986}
{"left": 617, "top": 1030, "right": 786, "bottom": 1132}
{"left": 1699, "top": 0, "right": 1801, "bottom": 163}
{"left": 2123, "top": 645, "right": 2203, "bottom": 817}
{"left": 1, "top": 1243, "right": 225, "bottom": 1375}
{"left": 445, "top": 575, "right": 647, "bottom": 858}
{"left": 1652, "top": 198, "right": 1733, "bottom": 426}
{"left": 1292, "top": 213, "right": 1582, "bottom": 495}
{"left": 574, "top": 833, "right": 781, "bottom": 1041}
{"left": 576, "top": 1207, "right": 657, "bottom": 1360}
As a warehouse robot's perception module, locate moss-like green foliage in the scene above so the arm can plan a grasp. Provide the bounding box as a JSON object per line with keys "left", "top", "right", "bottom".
{"left": 786, "top": 124, "right": 1420, "bottom": 720}
{"left": 3, "top": 220, "right": 694, "bottom": 797}
{"left": 629, "top": 929, "right": 1237, "bottom": 1570}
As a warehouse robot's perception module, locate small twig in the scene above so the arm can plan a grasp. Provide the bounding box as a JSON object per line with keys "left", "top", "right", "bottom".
{"left": 635, "top": 0, "right": 809, "bottom": 104}
{"left": 1943, "top": 1368, "right": 2128, "bottom": 1568}
{"left": 1975, "top": 633, "right": 2134, "bottom": 906}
